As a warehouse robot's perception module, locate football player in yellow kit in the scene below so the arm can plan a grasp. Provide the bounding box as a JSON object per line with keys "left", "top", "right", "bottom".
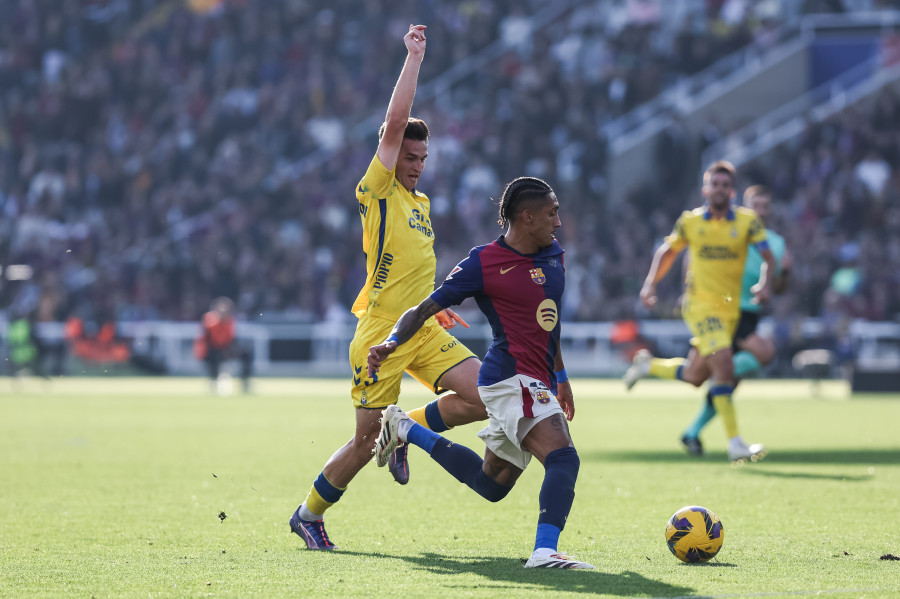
{"left": 289, "top": 25, "right": 485, "bottom": 550}
{"left": 624, "top": 161, "right": 776, "bottom": 462}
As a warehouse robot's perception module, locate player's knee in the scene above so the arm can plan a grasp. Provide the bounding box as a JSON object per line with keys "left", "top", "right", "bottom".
{"left": 758, "top": 343, "right": 775, "bottom": 366}
{"left": 474, "top": 470, "right": 513, "bottom": 502}
{"left": 352, "top": 422, "right": 381, "bottom": 452}
{"left": 464, "top": 396, "right": 488, "bottom": 420}
{"left": 682, "top": 371, "right": 706, "bottom": 388}
{"left": 714, "top": 363, "right": 735, "bottom": 385}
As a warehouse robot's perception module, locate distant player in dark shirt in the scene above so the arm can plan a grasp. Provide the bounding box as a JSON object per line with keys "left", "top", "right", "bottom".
{"left": 368, "top": 177, "right": 594, "bottom": 569}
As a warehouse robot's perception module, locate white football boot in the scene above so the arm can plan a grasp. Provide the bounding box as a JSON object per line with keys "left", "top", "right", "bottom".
{"left": 728, "top": 439, "right": 766, "bottom": 464}
{"left": 374, "top": 404, "right": 409, "bottom": 468}
{"left": 525, "top": 548, "right": 595, "bottom": 569}
{"left": 623, "top": 349, "right": 652, "bottom": 391}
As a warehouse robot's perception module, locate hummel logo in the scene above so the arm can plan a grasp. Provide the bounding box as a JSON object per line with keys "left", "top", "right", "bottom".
{"left": 500, "top": 265, "right": 517, "bottom": 274}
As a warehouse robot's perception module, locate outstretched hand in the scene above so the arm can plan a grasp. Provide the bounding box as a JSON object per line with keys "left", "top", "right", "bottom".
{"left": 404, "top": 24, "right": 427, "bottom": 56}
{"left": 367, "top": 340, "right": 398, "bottom": 378}
{"left": 434, "top": 308, "right": 469, "bottom": 330}
{"left": 640, "top": 283, "right": 658, "bottom": 309}
{"left": 750, "top": 283, "right": 770, "bottom": 305}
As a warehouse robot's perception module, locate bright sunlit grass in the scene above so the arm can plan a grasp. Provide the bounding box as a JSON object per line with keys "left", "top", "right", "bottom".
{"left": 1, "top": 377, "right": 899, "bottom": 598}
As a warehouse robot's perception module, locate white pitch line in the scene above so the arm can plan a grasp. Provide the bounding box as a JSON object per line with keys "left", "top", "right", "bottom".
{"left": 648, "top": 588, "right": 890, "bottom": 599}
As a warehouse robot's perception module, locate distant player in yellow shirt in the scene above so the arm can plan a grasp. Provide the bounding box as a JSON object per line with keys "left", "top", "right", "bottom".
{"left": 289, "top": 25, "right": 485, "bottom": 550}
{"left": 624, "top": 161, "right": 776, "bottom": 462}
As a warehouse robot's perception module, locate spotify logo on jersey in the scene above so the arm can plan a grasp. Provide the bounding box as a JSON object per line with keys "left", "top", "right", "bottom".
{"left": 536, "top": 299, "right": 558, "bottom": 331}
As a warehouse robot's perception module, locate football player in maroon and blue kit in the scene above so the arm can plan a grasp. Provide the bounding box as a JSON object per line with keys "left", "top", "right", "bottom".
{"left": 367, "top": 177, "right": 593, "bottom": 569}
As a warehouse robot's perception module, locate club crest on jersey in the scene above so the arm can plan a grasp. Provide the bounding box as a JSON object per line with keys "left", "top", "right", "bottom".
{"left": 529, "top": 268, "right": 546, "bottom": 284}
{"left": 535, "top": 389, "right": 551, "bottom": 404}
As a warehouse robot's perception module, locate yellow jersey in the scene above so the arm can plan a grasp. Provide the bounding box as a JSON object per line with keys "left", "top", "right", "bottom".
{"left": 666, "top": 206, "right": 768, "bottom": 312}
{"left": 352, "top": 154, "right": 436, "bottom": 319}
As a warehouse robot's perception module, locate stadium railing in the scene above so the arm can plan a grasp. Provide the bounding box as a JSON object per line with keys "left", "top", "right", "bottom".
{"left": 3, "top": 317, "right": 895, "bottom": 380}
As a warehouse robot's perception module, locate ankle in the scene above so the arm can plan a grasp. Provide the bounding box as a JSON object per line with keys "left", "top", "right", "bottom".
{"left": 397, "top": 417, "right": 413, "bottom": 442}
{"left": 298, "top": 503, "right": 322, "bottom": 522}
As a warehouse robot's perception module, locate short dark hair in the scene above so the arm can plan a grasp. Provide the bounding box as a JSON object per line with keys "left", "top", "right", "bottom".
{"left": 703, "top": 160, "right": 736, "bottom": 186}
{"left": 378, "top": 117, "right": 429, "bottom": 142}
{"left": 496, "top": 177, "right": 555, "bottom": 227}
{"left": 743, "top": 184, "right": 771, "bottom": 204}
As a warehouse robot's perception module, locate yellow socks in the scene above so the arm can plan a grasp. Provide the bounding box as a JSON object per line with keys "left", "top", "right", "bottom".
{"left": 649, "top": 357, "right": 686, "bottom": 381}
{"left": 304, "top": 473, "right": 346, "bottom": 517}
{"left": 710, "top": 384, "right": 738, "bottom": 439}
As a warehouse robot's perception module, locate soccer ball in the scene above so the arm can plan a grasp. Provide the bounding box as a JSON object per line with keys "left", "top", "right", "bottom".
{"left": 665, "top": 505, "right": 724, "bottom": 563}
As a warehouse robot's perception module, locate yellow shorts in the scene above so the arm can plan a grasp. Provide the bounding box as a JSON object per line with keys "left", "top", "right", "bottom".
{"left": 348, "top": 313, "right": 478, "bottom": 409}
{"left": 682, "top": 303, "right": 738, "bottom": 357}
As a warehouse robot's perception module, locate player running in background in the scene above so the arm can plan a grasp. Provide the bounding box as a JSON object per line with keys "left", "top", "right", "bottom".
{"left": 368, "top": 177, "right": 594, "bottom": 569}
{"left": 623, "top": 161, "right": 776, "bottom": 463}
{"left": 678, "top": 185, "right": 792, "bottom": 456}
{"left": 289, "top": 25, "right": 485, "bottom": 551}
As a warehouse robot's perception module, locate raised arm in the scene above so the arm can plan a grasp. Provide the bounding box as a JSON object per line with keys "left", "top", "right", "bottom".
{"left": 640, "top": 242, "right": 683, "bottom": 308}
{"left": 367, "top": 297, "right": 443, "bottom": 377}
{"left": 376, "top": 25, "right": 427, "bottom": 171}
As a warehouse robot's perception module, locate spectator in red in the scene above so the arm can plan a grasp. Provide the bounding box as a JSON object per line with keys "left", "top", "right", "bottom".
{"left": 195, "top": 297, "right": 252, "bottom": 394}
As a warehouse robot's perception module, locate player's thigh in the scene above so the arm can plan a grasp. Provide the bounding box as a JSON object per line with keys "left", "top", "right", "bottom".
{"left": 433, "top": 354, "right": 482, "bottom": 406}
{"left": 405, "top": 321, "right": 478, "bottom": 394}
{"left": 476, "top": 375, "right": 563, "bottom": 471}
{"left": 348, "top": 315, "right": 410, "bottom": 408}
{"left": 521, "top": 413, "right": 574, "bottom": 463}
{"left": 353, "top": 406, "right": 385, "bottom": 444}
{"left": 707, "top": 347, "right": 735, "bottom": 382}
{"left": 737, "top": 332, "right": 775, "bottom": 364}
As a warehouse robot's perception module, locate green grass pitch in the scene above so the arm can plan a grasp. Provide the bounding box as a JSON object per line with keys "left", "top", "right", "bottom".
{"left": 2, "top": 377, "right": 899, "bottom": 598}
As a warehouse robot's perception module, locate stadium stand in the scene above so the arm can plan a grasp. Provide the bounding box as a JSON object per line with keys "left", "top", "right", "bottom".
{"left": 1, "top": 1, "right": 897, "bottom": 354}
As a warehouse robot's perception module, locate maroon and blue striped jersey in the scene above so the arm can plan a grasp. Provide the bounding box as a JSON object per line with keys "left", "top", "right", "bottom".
{"left": 430, "top": 236, "right": 565, "bottom": 388}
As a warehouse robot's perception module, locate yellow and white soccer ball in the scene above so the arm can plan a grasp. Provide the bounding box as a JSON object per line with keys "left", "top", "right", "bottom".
{"left": 665, "top": 505, "right": 724, "bottom": 563}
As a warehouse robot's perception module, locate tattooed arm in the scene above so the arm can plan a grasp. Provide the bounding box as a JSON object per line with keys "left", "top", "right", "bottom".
{"left": 367, "top": 297, "right": 445, "bottom": 377}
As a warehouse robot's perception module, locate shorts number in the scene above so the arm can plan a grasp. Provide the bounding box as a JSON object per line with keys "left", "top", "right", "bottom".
{"left": 696, "top": 316, "right": 723, "bottom": 335}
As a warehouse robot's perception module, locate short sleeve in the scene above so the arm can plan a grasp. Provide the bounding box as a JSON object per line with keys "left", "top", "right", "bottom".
{"left": 747, "top": 214, "right": 768, "bottom": 245}
{"left": 430, "top": 250, "right": 484, "bottom": 308}
{"left": 356, "top": 154, "right": 395, "bottom": 204}
{"left": 664, "top": 212, "right": 689, "bottom": 252}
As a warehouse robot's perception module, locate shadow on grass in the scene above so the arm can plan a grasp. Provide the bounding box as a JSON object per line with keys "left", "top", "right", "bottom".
{"left": 735, "top": 469, "right": 871, "bottom": 482}
{"left": 340, "top": 550, "right": 695, "bottom": 597}
{"left": 586, "top": 448, "right": 900, "bottom": 466}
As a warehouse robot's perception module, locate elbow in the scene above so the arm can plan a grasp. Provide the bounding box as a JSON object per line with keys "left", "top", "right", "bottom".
{"left": 382, "top": 114, "right": 408, "bottom": 133}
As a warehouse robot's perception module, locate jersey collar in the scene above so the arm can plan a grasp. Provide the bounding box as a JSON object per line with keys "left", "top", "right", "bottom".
{"left": 703, "top": 205, "right": 736, "bottom": 221}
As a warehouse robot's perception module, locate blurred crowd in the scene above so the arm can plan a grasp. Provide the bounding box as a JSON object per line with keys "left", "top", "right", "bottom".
{"left": 0, "top": 0, "right": 897, "bottom": 331}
